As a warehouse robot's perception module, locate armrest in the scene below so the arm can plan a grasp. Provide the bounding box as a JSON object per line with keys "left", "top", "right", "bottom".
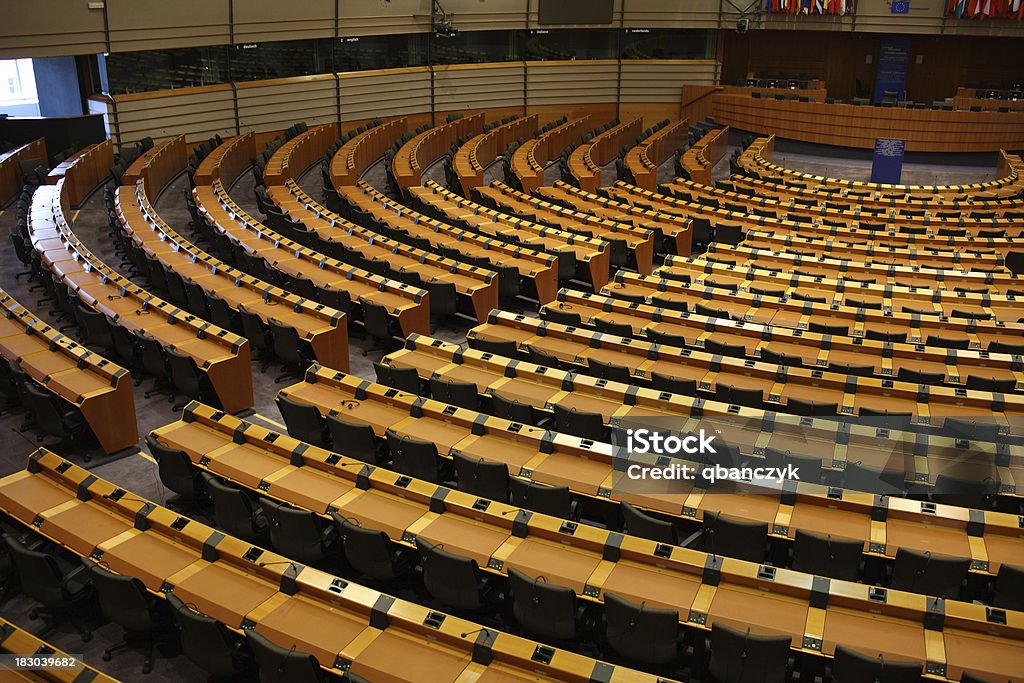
{"left": 679, "top": 528, "right": 705, "bottom": 549}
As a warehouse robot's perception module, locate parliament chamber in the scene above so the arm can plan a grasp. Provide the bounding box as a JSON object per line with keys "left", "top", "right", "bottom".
{"left": 0, "top": 3, "right": 1023, "bottom": 682}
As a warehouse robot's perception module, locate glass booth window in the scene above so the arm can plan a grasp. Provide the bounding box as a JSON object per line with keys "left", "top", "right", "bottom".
{"left": 524, "top": 29, "right": 618, "bottom": 61}
{"left": 103, "top": 47, "right": 229, "bottom": 94}
{"left": 430, "top": 30, "right": 522, "bottom": 65}
{"left": 621, "top": 29, "right": 716, "bottom": 60}
{"left": 329, "top": 34, "right": 429, "bottom": 72}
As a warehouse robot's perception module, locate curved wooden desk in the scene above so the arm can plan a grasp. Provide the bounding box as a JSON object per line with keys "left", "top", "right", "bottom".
{"left": 330, "top": 118, "right": 406, "bottom": 187}
{"left": 712, "top": 94, "right": 1024, "bottom": 153}
{"left": 512, "top": 116, "right": 591, "bottom": 194}
{"left": 453, "top": 114, "right": 538, "bottom": 196}
{"left": 393, "top": 114, "right": 484, "bottom": 190}
{"left": 0, "top": 137, "right": 46, "bottom": 205}
{"left": 624, "top": 120, "right": 687, "bottom": 191}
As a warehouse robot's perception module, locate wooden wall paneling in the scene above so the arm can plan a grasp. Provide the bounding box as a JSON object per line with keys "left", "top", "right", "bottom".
{"left": 443, "top": 0, "right": 532, "bottom": 31}
{"left": 339, "top": 68, "right": 433, "bottom": 122}
{"left": 0, "top": 0, "right": 106, "bottom": 58}
{"left": 105, "top": 0, "right": 230, "bottom": 52}
{"left": 236, "top": 75, "right": 338, "bottom": 132}
{"left": 524, "top": 60, "right": 619, "bottom": 107}
{"left": 112, "top": 86, "right": 237, "bottom": 147}
{"left": 338, "top": 0, "right": 433, "bottom": 36}
{"left": 621, "top": 0, "right": 720, "bottom": 29}
{"left": 433, "top": 63, "right": 526, "bottom": 113}
{"left": 232, "top": 0, "right": 336, "bottom": 43}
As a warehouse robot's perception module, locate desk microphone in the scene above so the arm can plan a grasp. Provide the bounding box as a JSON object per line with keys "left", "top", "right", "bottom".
{"left": 105, "top": 493, "right": 151, "bottom": 506}
{"left": 258, "top": 560, "right": 300, "bottom": 570}
{"left": 459, "top": 627, "right": 494, "bottom": 639}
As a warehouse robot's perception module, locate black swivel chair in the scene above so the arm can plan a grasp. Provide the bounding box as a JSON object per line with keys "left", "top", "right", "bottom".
{"left": 360, "top": 301, "right": 395, "bottom": 355}
{"left": 468, "top": 337, "right": 519, "bottom": 358}
{"left": 714, "top": 385, "right": 764, "bottom": 410}
{"left": 707, "top": 623, "right": 792, "bottom": 683}
{"left": 525, "top": 344, "right": 563, "bottom": 369}
{"left": 332, "top": 514, "right": 414, "bottom": 583}
{"left": 650, "top": 372, "right": 697, "bottom": 396}
{"left": 373, "top": 362, "right": 421, "bottom": 394}
{"left": 890, "top": 548, "right": 970, "bottom": 599}
{"left": 587, "top": 358, "right": 633, "bottom": 384}
{"left": 694, "top": 512, "right": 768, "bottom": 563}
{"left": 790, "top": 529, "right": 862, "bottom": 582}
{"left": 203, "top": 473, "right": 268, "bottom": 543}
{"left": 991, "top": 563, "right": 1024, "bottom": 612}
{"left": 245, "top": 630, "right": 324, "bottom": 683}
{"left": 3, "top": 536, "right": 92, "bottom": 641}
{"left": 386, "top": 430, "right": 449, "bottom": 483}
{"left": 145, "top": 435, "right": 202, "bottom": 508}
{"left": 167, "top": 349, "right": 210, "bottom": 411}
{"left": 415, "top": 538, "right": 496, "bottom": 612}
{"left": 429, "top": 377, "right": 479, "bottom": 410}
{"left": 831, "top": 645, "right": 922, "bottom": 683}
{"left": 168, "top": 593, "right": 252, "bottom": 679}
{"left": 259, "top": 497, "right": 336, "bottom": 566}
{"left": 594, "top": 318, "right": 635, "bottom": 338}
{"left": 268, "top": 320, "right": 313, "bottom": 383}
{"left": 764, "top": 448, "right": 822, "bottom": 485}
{"left": 276, "top": 395, "right": 328, "bottom": 448}
{"left": 842, "top": 461, "right": 907, "bottom": 496}
{"left": 621, "top": 502, "right": 677, "bottom": 545}
{"left": 238, "top": 304, "right": 273, "bottom": 371}
{"left": 453, "top": 452, "right": 510, "bottom": 502}
{"left": 86, "top": 561, "right": 167, "bottom": 674}
{"left": 603, "top": 592, "right": 681, "bottom": 667}
{"left": 509, "top": 479, "right": 578, "bottom": 519}
{"left": 508, "top": 567, "right": 587, "bottom": 642}
{"left": 490, "top": 392, "right": 539, "bottom": 426}
{"left": 553, "top": 404, "right": 605, "bottom": 441}
{"left": 326, "top": 413, "right": 381, "bottom": 464}
{"left": 543, "top": 307, "right": 583, "bottom": 327}
{"left": 21, "top": 383, "right": 90, "bottom": 456}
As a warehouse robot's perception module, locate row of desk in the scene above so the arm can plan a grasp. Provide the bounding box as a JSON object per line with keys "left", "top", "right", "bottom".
{"left": 263, "top": 126, "right": 499, "bottom": 323}
{"left": 567, "top": 118, "right": 642, "bottom": 193}
{"left": 480, "top": 182, "right": 684, "bottom": 268}
{"left": 121, "top": 134, "right": 186, "bottom": 199}
{"left": 0, "top": 137, "right": 46, "bottom": 205}
{"left": 116, "top": 181, "right": 350, "bottom": 371}
{"left": 45, "top": 140, "right": 115, "bottom": 209}
{"left": 410, "top": 181, "right": 611, "bottom": 290}
{"left": 145, "top": 400, "right": 1024, "bottom": 682}
{"left": 680, "top": 126, "right": 729, "bottom": 186}
{"left": 338, "top": 180, "right": 559, "bottom": 305}
{"left": 541, "top": 286, "right": 1021, "bottom": 393}
{"left": 452, "top": 114, "right": 538, "bottom": 197}
{"left": 554, "top": 181, "right": 1016, "bottom": 274}
{"left": 28, "top": 181, "right": 253, "bottom": 414}
{"left": 0, "top": 448, "right": 664, "bottom": 683}
{"left": 467, "top": 309, "right": 1024, "bottom": 440}
{"left": 0, "top": 289, "right": 137, "bottom": 454}
{"left": 739, "top": 135, "right": 1024, "bottom": 200}
{"left": 623, "top": 120, "right": 688, "bottom": 192}
{"left": 393, "top": 114, "right": 484, "bottom": 190}
{"left": 330, "top": 118, "right": 406, "bottom": 188}
{"left": 511, "top": 116, "right": 591, "bottom": 194}
{"left": 0, "top": 617, "right": 119, "bottom": 682}
{"left": 383, "top": 333, "right": 1024, "bottom": 576}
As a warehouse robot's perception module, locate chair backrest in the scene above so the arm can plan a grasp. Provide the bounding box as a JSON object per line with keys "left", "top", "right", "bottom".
{"left": 326, "top": 413, "right": 378, "bottom": 463}
{"left": 714, "top": 384, "right": 763, "bottom": 410}
{"left": 386, "top": 429, "right": 441, "bottom": 483}
{"left": 373, "top": 362, "right": 420, "bottom": 394}
{"left": 3, "top": 536, "right": 67, "bottom": 607}
{"left": 650, "top": 372, "right": 696, "bottom": 395}
{"left": 621, "top": 502, "right": 677, "bottom": 545}
{"left": 993, "top": 563, "right": 1024, "bottom": 612}
{"left": 429, "top": 377, "right": 479, "bottom": 410}
{"left": 260, "top": 497, "right": 328, "bottom": 565}
{"left": 842, "top": 461, "right": 906, "bottom": 496}
{"left": 587, "top": 358, "right": 632, "bottom": 384}
{"left": 168, "top": 593, "right": 244, "bottom": 678}
{"left": 764, "top": 449, "right": 821, "bottom": 485}
{"left": 603, "top": 592, "right": 679, "bottom": 665}
{"left": 890, "top": 548, "right": 970, "bottom": 599}
{"left": 509, "top": 479, "right": 574, "bottom": 519}
{"left": 469, "top": 337, "right": 518, "bottom": 358}
{"left": 333, "top": 514, "right": 401, "bottom": 581}
{"left": 831, "top": 644, "right": 922, "bottom": 683}
{"left": 543, "top": 307, "right": 582, "bottom": 327}
{"left": 246, "top": 630, "right": 324, "bottom": 683}
{"left": 237, "top": 305, "right": 269, "bottom": 350}
{"left": 145, "top": 434, "right": 198, "bottom": 498}
{"left": 508, "top": 567, "right": 578, "bottom": 641}
{"left": 276, "top": 395, "right": 327, "bottom": 448}
{"left": 269, "top": 320, "right": 305, "bottom": 366}
{"left": 204, "top": 473, "right": 263, "bottom": 542}
{"left": 415, "top": 538, "right": 482, "bottom": 610}
{"left": 702, "top": 512, "right": 768, "bottom": 563}
{"left": 361, "top": 302, "right": 392, "bottom": 343}
{"left": 526, "top": 344, "right": 560, "bottom": 368}
{"left": 167, "top": 348, "right": 203, "bottom": 399}
{"left": 790, "top": 529, "right": 861, "bottom": 582}
{"left": 708, "top": 623, "right": 792, "bottom": 683}
{"left": 490, "top": 392, "right": 537, "bottom": 425}
{"left": 594, "top": 318, "right": 634, "bottom": 338}
{"left": 87, "top": 561, "right": 157, "bottom": 633}
{"left": 21, "top": 383, "right": 68, "bottom": 438}
{"left": 553, "top": 404, "right": 604, "bottom": 441}
{"left": 453, "top": 452, "right": 509, "bottom": 502}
